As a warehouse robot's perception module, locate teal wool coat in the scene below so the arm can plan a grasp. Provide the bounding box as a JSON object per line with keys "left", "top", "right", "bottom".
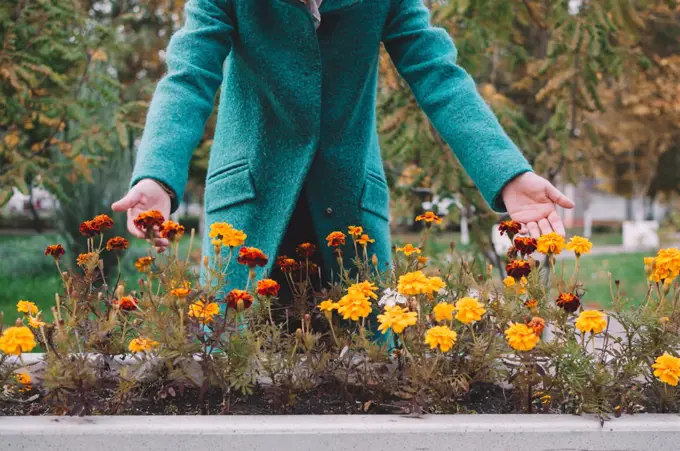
{"left": 131, "top": 0, "right": 533, "bottom": 291}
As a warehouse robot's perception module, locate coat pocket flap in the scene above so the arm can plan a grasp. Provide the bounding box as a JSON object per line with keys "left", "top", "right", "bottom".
{"left": 360, "top": 176, "right": 390, "bottom": 222}
{"left": 205, "top": 166, "right": 256, "bottom": 213}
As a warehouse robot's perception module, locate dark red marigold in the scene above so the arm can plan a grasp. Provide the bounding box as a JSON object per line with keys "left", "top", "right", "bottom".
{"left": 113, "top": 296, "right": 138, "bottom": 311}
{"left": 514, "top": 236, "right": 538, "bottom": 256}
{"left": 276, "top": 255, "right": 298, "bottom": 273}
{"left": 237, "top": 247, "right": 268, "bottom": 267}
{"left": 556, "top": 292, "right": 581, "bottom": 313}
{"left": 159, "top": 220, "right": 185, "bottom": 241}
{"left": 45, "top": 244, "right": 65, "bottom": 260}
{"left": 498, "top": 220, "right": 521, "bottom": 238}
{"left": 106, "top": 236, "right": 130, "bottom": 251}
{"left": 226, "top": 289, "right": 254, "bottom": 311}
{"left": 506, "top": 260, "right": 532, "bottom": 279}
{"left": 79, "top": 220, "right": 98, "bottom": 237}
{"left": 92, "top": 214, "right": 114, "bottom": 231}
{"left": 257, "top": 279, "right": 280, "bottom": 297}
{"left": 296, "top": 242, "right": 317, "bottom": 258}
{"left": 133, "top": 210, "right": 165, "bottom": 232}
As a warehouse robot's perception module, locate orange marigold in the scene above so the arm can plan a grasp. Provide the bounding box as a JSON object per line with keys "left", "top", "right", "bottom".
{"left": 415, "top": 211, "right": 442, "bottom": 224}
{"left": 527, "top": 317, "right": 546, "bottom": 336}
{"left": 237, "top": 247, "right": 268, "bottom": 267}
{"left": 44, "top": 244, "right": 65, "bottom": 260}
{"left": 499, "top": 220, "right": 521, "bottom": 237}
{"left": 76, "top": 252, "right": 98, "bottom": 268}
{"left": 556, "top": 292, "right": 581, "bottom": 313}
{"left": 134, "top": 256, "right": 155, "bottom": 273}
{"left": 506, "top": 260, "right": 532, "bottom": 279}
{"left": 296, "top": 242, "right": 317, "bottom": 258}
{"left": 133, "top": 210, "right": 165, "bottom": 232}
{"left": 226, "top": 289, "right": 254, "bottom": 311}
{"left": 396, "top": 243, "right": 421, "bottom": 256}
{"left": 276, "top": 256, "right": 298, "bottom": 273}
{"left": 159, "top": 220, "right": 185, "bottom": 241}
{"left": 348, "top": 226, "right": 363, "bottom": 238}
{"left": 106, "top": 237, "right": 130, "bottom": 251}
{"left": 92, "top": 214, "right": 114, "bottom": 231}
{"left": 326, "top": 231, "right": 346, "bottom": 247}
{"left": 113, "top": 296, "right": 138, "bottom": 311}
{"left": 257, "top": 279, "right": 280, "bottom": 297}
{"left": 188, "top": 300, "right": 220, "bottom": 323}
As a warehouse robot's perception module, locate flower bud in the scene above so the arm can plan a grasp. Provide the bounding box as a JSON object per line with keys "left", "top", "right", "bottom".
{"left": 371, "top": 254, "right": 378, "bottom": 267}
{"left": 115, "top": 284, "right": 126, "bottom": 300}
{"left": 295, "top": 328, "right": 303, "bottom": 340}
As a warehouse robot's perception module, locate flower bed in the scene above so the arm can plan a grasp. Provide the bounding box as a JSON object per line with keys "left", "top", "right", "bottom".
{"left": 1, "top": 213, "right": 680, "bottom": 417}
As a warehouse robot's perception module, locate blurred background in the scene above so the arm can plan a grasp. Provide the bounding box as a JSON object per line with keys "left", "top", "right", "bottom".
{"left": 1, "top": 0, "right": 679, "bottom": 323}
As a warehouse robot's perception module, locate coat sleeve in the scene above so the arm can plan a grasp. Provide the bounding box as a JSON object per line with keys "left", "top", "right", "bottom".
{"left": 382, "top": 0, "right": 532, "bottom": 212}
{"left": 130, "top": 0, "right": 235, "bottom": 212}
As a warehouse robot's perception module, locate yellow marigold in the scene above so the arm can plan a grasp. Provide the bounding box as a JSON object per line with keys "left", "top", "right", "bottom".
{"left": 415, "top": 211, "right": 442, "bottom": 224}
{"left": 0, "top": 326, "right": 36, "bottom": 355}
{"left": 336, "top": 291, "right": 372, "bottom": 321}
{"left": 536, "top": 232, "right": 566, "bottom": 255}
{"left": 432, "top": 302, "right": 455, "bottom": 322}
{"left": 348, "top": 226, "right": 363, "bottom": 238}
{"left": 15, "top": 372, "right": 31, "bottom": 386}
{"left": 650, "top": 248, "right": 680, "bottom": 282}
{"left": 134, "top": 256, "right": 155, "bottom": 273}
{"left": 653, "top": 353, "right": 680, "bottom": 386}
{"left": 396, "top": 243, "right": 421, "bottom": 256}
{"left": 454, "top": 297, "right": 486, "bottom": 324}
{"left": 503, "top": 276, "right": 516, "bottom": 288}
{"left": 27, "top": 316, "right": 46, "bottom": 328}
{"left": 575, "top": 310, "right": 608, "bottom": 334}
{"left": 356, "top": 234, "right": 375, "bottom": 246}
{"left": 424, "top": 325, "right": 457, "bottom": 352}
{"left": 644, "top": 257, "right": 656, "bottom": 277}
{"left": 318, "top": 300, "right": 339, "bottom": 312}
{"left": 505, "top": 323, "right": 540, "bottom": 351}
{"left": 397, "top": 270, "right": 430, "bottom": 296}
{"left": 17, "top": 300, "right": 38, "bottom": 316}
{"left": 377, "top": 305, "right": 417, "bottom": 334}
{"left": 188, "top": 300, "right": 221, "bottom": 324}
{"left": 348, "top": 281, "right": 379, "bottom": 300}
{"left": 424, "top": 276, "right": 446, "bottom": 297}
{"left": 565, "top": 236, "right": 593, "bottom": 256}
{"left": 208, "top": 222, "right": 247, "bottom": 248}
{"left": 128, "top": 337, "right": 159, "bottom": 353}
{"left": 170, "top": 281, "right": 192, "bottom": 298}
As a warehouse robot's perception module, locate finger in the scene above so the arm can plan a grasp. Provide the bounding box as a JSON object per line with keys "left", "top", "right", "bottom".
{"left": 547, "top": 185, "right": 575, "bottom": 209}
{"left": 112, "top": 190, "right": 143, "bottom": 212}
{"left": 538, "top": 218, "right": 553, "bottom": 236}
{"left": 519, "top": 224, "right": 528, "bottom": 236}
{"left": 154, "top": 245, "right": 167, "bottom": 254}
{"left": 127, "top": 210, "right": 145, "bottom": 239}
{"left": 151, "top": 238, "right": 169, "bottom": 248}
{"left": 548, "top": 210, "right": 566, "bottom": 237}
{"left": 527, "top": 222, "right": 541, "bottom": 239}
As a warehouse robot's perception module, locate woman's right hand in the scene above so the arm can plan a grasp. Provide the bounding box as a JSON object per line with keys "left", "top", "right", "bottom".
{"left": 112, "top": 179, "right": 172, "bottom": 251}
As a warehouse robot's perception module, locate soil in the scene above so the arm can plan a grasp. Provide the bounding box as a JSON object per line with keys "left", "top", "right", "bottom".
{"left": 0, "top": 382, "right": 522, "bottom": 416}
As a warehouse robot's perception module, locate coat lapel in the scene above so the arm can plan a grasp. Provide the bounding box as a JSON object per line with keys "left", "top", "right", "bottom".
{"left": 319, "top": 0, "right": 362, "bottom": 14}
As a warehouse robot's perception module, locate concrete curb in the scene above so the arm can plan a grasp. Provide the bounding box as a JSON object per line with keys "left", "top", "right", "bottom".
{"left": 1, "top": 414, "right": 679, "bottom": 451}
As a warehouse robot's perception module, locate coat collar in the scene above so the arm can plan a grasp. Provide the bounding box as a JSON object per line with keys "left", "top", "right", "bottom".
{"left": 278, "top": 0, "right": 362, "bottom": 14}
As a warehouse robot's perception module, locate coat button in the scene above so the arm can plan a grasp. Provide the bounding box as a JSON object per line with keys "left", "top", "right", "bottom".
{"left": 325, "top": 207, "right": 333, "bottom": 215}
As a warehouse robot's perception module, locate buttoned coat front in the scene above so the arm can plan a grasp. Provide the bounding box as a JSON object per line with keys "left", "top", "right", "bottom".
{"left": 131, "top": 0, "right": 532, "bottom": 290}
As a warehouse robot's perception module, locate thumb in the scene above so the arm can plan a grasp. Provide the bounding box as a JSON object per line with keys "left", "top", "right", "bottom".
{"left": 112, "top": 190, "right": 143, "bottom": 212}
{"left": 547, "top": 185, "right": 575, "bottom": 209}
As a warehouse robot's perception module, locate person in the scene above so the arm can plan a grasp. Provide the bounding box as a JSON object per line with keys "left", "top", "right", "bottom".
{"left": 112, "top": 0, "right": 574, "bottom": 295}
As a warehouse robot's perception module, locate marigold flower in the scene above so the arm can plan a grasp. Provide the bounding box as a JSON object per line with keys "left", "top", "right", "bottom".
{"left": 417, "top": 256, "right": 429, "bottom": 265}
{"left": 170, "top": 281, "right": 191, "bottom": 298}
{"left": 377, "top": 305, "right": 417, "bottom": 334}
{"left": 513, "top": 236, "right": 537, "bottom": 256}
{"left": 575, "top": 310, "right": 607, "bottom": 334}
{"left": 348, "top": 281, "right": 379, "bottom": 300}
{"left": 296, "top": 242, "right": 317, "bottom": 258}
{"left": 336, "top": 291, "right": 372, "bottom": 321}
{"left": 566, "top": 236, "right": 593, "bottom": 256}
{"left": 79, "top": 220, "right": 98, "bottom": 237}
{"left": 653, "top": 353, "right": 680, "bottom": 386}
{"left": 188, "top": 299, "right": 221, "bottom": 323}
{"left": 524, "top": 299, "right": 538, "bottom": 311}
{"left": 505, "top": 322, "right": 540, "bottom": 351}
{"left": 16, "top": 300, "right": 38, "bottom": 316}
{"left": 650, "top": 248, "right": 680, "bottom": 282}
{"left": 106, "top": 236, "right": 130, "bottom": 251}
{"left": 113, "top": 296, "right": 138, "bottom": 311}
{"left": 397, "top": 270, "right": 430, "bottom": 296}
{"left": 536, "top": 232, "right": 566, "bottom": 255}
{"left": 44, "top": 244, "right": 65, "bottom": 260}
{"left": 276, "top": 256, "right": 298, "bottom": 273}
{"left": 415, "top": 211, "right": 442, "bottom": 224}
{"left": 159, "top": 220, "right": 185, "bottom": 241}
{"left": 503, "top": 276, "right": 516, "bottom": 288}
{"left": 0, "top": 326, "right": 36, "bottom": 355}
{"left": 454, "top": 297, "right": 486, "bottom": 324}
{"left": 15, "top": 372, "right": 31, "bottom": 386}
{"left": 527, "top": 317, "right": 546, "bottom": 336}
{"left": 237, "top": 247, "right": 268, "bottom": 268}
{"left": 318, "top": 300, "right": 339, "bottom": 312}
{"left": 644, "top": 257, "right": 656, "bottom": 277}
{"left": 424, "top": 325, "right": 457, "bottom": 352}
{"left": 433, "top": 302, "right": 455, "bottom": 322}
{"left": 77, "top": 252, "right": 99, "bottom": 269}
{"left": 226, "top": 290, "right": 254, "bottom": 312}
{"left": 27, "top": 316, "right": 45, "bottom": 328}
{"left": 133, "top": 210, "right": 165, "bottom": 233}
{"left": 498, "top": 220, "right": 521, "bottom": 238}
{"left": 128, "top": 337, "right": 159, "bottom": 353}
{"left": 209, "top": 222, "right": 247, "bottom": 248}
{"left": 424, "top": 276, "right": 446, "bottom": 297}
{"left": 396, "top": 243, "right": 421, "bottom": 257}
{"left": 134, "top": 256, "right": 155, "bottom": 273}
{"left": 356, "top": 234, "right": 375, "bottom": 246}
{"left": 348, "top": 226, "right": 363, "bottom": 238}
{"left": 257, "top": 279, "right": 280, "bottom": 297}
{"left": 92, "top": 214, "right": 114, "bottom": 231}
{"left": 556, "top": 292, "right": 581, "bottom": 313}
{"left": 506, "top": 260, "right": 532, "bottom": 279}
{"left": 326, "top": 231, "right": 346, "bottom": 247}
